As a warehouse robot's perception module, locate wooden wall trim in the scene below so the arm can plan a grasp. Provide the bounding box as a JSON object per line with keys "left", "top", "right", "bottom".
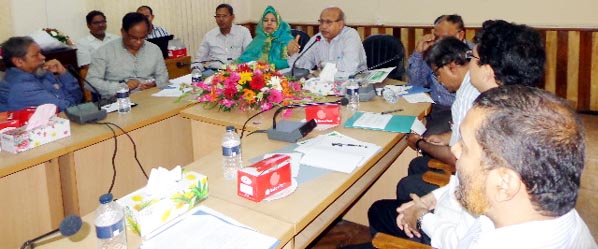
{"left": 241, "top": 22, "right": 598, "bottom": 111}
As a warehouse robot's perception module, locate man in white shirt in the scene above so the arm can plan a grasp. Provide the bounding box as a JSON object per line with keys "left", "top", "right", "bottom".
{"left": 192, "top": 3, "right": 252, "bottom": 70}
{"left": 453, "top": 85, "right": 596, "bottom": 249}
{"left": 287, "top": 6, "right": 367, "bottom": 74}
{"left": 75, "top": 10, "right": 118, "bottom": 68}
{"left": 137, "top": 5, "right": 170, "bottom": 39}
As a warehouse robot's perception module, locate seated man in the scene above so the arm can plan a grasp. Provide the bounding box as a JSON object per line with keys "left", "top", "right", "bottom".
{"left": 75, "top": 10, "right": 118, "bottom": 68}
{"left": 454, "top": 85, "right": 596, "bottom": 248}
{"left": 192, "top": 3, "right": 252, "bottom": 70}
{"left": 137, "top": 5, "right": 170, "bottom": 39}
{"left": 409, "top": 15, "right": 473, "bottom": 135}
{"left": 86, "top": 12, "right": 168, "bottom": 99}
{"left": 287, "top": 6, "right": 367, "bottom": 74}
{"left": 0, "top": 36, "right": 82, "bottom": 112}
{"left": 368, "top": 20, "right": 547, "bottom": 249}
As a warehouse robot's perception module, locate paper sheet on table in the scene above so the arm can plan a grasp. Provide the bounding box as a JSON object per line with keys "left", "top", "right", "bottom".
{"left": 141, "top": 205, "right": 279, "bottom": 249}
{"left": 352, "top": 112, "right": 393, "bottom": 130}
{"left": 410, "top": 118, "right": 427, "bottom": 135}
{"left": 402, "top": 92, "right": 435, "bottom": 103}
{"left": 168, "top": 74, "right": 191, "bottom": 86}
{"left": 364, "top": 67, "right": 395, "bottom": 83}
{"left": 296, "top": 133, "right": 381, "bottom": 173}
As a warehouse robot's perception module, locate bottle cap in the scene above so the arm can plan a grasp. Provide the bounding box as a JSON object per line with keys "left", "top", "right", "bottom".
{"left": 99, "top": 193, "right": 113, "bottom": 204}
{"left": 225, "top": 126, "right": 235, "bottom": 132}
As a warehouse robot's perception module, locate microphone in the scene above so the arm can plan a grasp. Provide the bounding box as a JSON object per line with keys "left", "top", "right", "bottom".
{"left": 65, "top": 65, "right": 108, "bottom": 124}
{"left": 287, "top": 35, "right": 322, "bottom": 79}
{"left": 21, "top": 215, "right": 82, "bottom": 249}
{"left": 267, "top": 98, "right": 348, "bottom": 142}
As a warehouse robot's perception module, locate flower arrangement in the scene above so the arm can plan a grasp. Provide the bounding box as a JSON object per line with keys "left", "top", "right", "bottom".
{"left": 180, "top": 62, "right": 319, "bottom": 112}
{"left": 42, "top": 28, "right": 73, "bottom": 46}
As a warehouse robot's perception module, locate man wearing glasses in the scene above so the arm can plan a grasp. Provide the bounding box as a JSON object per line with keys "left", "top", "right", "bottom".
{"left": 86, "top": 12, "right": 168, "bottom": 98}
{"left": 287, "top": 6, "right": 366, "bottom": 73}
{"left": 75, "top": 10, "right": 118, "bottom": 68}
{"left": 192, "top": 3, "right": 252, "bottom": 70}
{"left": 409, "top": 15, "right": 473, "bottom": 136}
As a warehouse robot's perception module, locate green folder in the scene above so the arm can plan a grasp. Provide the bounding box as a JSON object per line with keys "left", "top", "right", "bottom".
{"left": 344, "top": 112, "right": 415, "bottom": 133}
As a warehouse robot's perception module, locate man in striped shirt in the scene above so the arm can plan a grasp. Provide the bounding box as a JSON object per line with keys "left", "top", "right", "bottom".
{"left": 137, "top": 5, "right": 170, "bottom": 39}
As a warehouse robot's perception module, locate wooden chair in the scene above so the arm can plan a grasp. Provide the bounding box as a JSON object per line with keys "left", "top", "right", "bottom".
{"left": 78, "top": 66, "right": 93, "bottom": 102}
{"left": 422, "top": 158, "right": 456, "bottom": 187}
{"left": 165, "top": 55, "right": 192, "bottom": 79}
{"left": 372, "top": 232, "right": 434, "bottom": 249}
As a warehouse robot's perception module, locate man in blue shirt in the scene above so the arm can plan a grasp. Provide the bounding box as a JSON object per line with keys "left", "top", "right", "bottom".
{"left": 408, "top": 14, "right": 473, "bottom": 135}
{"left": 0, "top": 36, "right": 82, "bottom": 112}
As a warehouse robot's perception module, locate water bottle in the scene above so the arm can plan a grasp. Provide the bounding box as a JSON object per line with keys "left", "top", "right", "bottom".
{"left": 95, "top": 193, "right": 127, "bottom": 249}
{"left": 116, "top": 83, "right": 131, "bottom": 114}
{"left": 382, "top": 87, "right": 399, "bottom": 104}
{"left": 191, "top": 67, "right": 202, "bottom": 85}
{"left": 346, "top": 76, "right": 360, "bottom": 111}
{"left": 222, "top": 126, "right": 242, "bottom": 180}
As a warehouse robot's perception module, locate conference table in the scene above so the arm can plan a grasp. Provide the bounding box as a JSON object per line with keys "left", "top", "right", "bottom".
{"left": 3, "top": 78, "right": 430, "bottom": 248}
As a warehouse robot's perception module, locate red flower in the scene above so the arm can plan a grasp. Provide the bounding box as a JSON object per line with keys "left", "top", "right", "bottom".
{"left": 224, "top": 87, "right": 237, "bottom": 99}
{"left": 250, "top": 75, "right": 265, "bottom": 90}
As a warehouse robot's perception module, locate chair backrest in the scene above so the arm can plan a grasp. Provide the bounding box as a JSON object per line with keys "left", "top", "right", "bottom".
{"left": 363, "top": 34, "right": 406, "bottom": 80}
{"left": 290, "top": 29, "right": 310, "bottom": 53}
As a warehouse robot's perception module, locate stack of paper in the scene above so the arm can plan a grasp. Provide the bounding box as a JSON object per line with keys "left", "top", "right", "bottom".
{"left": 295, "top": 131, "right": 381, "bottom": 173}
{"left": 151, "top": 74, "right": 192, "bottom": 97}
{"left": 141, "top": 205, "right": 279, "bottom": 249}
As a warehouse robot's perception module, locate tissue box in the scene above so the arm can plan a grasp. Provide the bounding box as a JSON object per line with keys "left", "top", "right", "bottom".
{"left": 1, "top": 116, "right": 70, "bottom": 154}
{"left": 305, "top": 105, "right": 341, "bottom": 125}
{"left": 237, "top": 154, "right": 292, "bottom": 202}
{"left": 117, "top": 170, "right": 208, "bottom": 238}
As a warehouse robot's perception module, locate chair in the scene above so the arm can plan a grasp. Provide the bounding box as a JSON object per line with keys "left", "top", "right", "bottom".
{"left": 372, "top": 232, "right": 433, "bottom": 249}
{"left": 362, "top": 34, "right": 405, "bottom": 80}
{"left": 290, "top": 29, "right": 310, "bottom": 53}
{"left": 422, "top": 158, "right": 456, "bottom": 187}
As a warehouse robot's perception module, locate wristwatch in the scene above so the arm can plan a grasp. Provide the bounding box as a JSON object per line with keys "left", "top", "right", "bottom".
{"left": 415, "top": 138, "right": 424, "bottom": 154}
{"left": 416, "top": 211, "right": 430, "bottom": 231}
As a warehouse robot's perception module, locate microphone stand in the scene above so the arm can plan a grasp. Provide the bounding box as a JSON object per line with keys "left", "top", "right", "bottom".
{"left": 20, "top": 229, "right": 59, "bottom": 249}
{"left": 290, "top": 35, "right": 321, "bottom": 79}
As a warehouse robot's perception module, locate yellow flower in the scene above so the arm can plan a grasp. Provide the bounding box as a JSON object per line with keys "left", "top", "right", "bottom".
{"left": 161, "top": 209, "right": 172, "bottom": 222}
{"left": 185, "top": 174, "right": 196, "bottom": 181}
{"left": 131, "top": 195, "right": 144, "bottom": 202}
{"left": 243, "top": 89, "right": 256, "bottom": 103}
{"left": 239, "top": 72, "right": 252, "bottom": 84}
{"left": 184, "top": 191, "right": 195, "bottom": 199}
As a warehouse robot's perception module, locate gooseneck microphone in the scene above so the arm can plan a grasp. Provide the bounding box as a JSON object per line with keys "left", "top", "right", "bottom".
{"left": 267, "top": 98, "right": 348, "bottom": 142}
{"left": 21, "top": 215, "right": 82, "bottom": 249}
{"left": 289, "top": 35, "right": 322, "bottom": 79}
{"left": 65, "top": 65, "right": 108, "bottom": 124}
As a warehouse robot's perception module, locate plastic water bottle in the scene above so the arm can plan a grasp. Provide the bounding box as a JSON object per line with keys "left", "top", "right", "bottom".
{"left": 191, "top": 67, "right": 202, "bottom": 85}
{"left": 94, "top": 193, "right": 127, "bottom": 249}
{"left": 346, "top": 76, "right": 360, "bottom": 111}
{"left": 222, "top": 126, "right": 242, "bottom": 180}
{"left": 116, "top": 83, "right": 131, "bottom": 114}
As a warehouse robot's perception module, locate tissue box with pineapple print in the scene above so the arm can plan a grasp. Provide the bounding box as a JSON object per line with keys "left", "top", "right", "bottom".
{"left": 117, "top": 169, "right": 208, "bottom": 239}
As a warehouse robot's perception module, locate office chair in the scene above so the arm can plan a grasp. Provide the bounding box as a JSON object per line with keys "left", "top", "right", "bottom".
{"left": 422, "top": 158, "right": 456, "bottom": 187}
{"left": 290, "top": 29, "right": 310, "bottom": 53}
{"left": 362, "top": 34, "right": 406, "bottom": 80}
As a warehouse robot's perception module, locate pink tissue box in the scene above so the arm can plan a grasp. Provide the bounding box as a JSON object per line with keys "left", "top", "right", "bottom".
{"left": 1, "top": 116, "right": 70, "bottom": 153}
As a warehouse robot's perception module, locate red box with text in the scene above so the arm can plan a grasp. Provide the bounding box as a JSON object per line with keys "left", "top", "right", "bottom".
{"left": 305, "top": 105, "right": 341, "bottom": 125}
{"left": 237, "top": 154, "right": 291, "bottom": 202}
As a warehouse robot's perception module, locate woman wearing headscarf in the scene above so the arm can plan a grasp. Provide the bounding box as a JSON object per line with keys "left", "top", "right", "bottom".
{"left": 238, "top": 6, "right": 298, "bottom": 69}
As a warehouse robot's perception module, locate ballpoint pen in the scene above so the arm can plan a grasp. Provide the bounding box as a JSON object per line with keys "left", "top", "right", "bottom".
{"left": 381, "top": 108, "right": 403, "bottom": 115}
{"left": 331, "top": 143, "right": 368, "bottom": 148}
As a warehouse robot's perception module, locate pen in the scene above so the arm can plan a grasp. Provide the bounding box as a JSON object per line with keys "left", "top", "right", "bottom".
{"left": 331, "top": 143, "right": 368, "bottom": 148}
{"left": 381, "top": 108, "right": 403, "bottom": 115}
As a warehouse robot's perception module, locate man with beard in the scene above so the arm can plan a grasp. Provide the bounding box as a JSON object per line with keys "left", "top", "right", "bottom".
{"left": 452, "top": 85, "right": 596, "bottom": 248}
{"left": 192, "top": 3, "right": 252, "bottom": 70}
{"left": 0, "top": 36, "right": 82, "bottom": 112}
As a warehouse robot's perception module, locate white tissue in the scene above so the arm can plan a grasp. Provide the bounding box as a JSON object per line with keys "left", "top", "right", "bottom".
{"left": 145, "top": 166, "right": 183, "bottom": 199}
{"left": 319, "top": 63, "right": 337, "bottom": 82}
{"left": 25, "top": 104, "right": 57, "bottom": 131}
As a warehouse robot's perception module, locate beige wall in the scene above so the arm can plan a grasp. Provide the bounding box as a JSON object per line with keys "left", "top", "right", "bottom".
{"left": 247, "top": 0, "right": 598, "bottom": 28}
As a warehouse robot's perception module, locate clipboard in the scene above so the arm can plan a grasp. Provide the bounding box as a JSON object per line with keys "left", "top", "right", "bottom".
{"left": 344, "top": 112, "right": 415, "bottom": 133}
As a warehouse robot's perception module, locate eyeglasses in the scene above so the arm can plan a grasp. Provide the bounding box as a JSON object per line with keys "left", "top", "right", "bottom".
{"left": 214, "top": 15, "right": 231, "bottom": 19}
{"left": 318, "top": 19, "right": 341, "bottom": 25}
{"left": 91, "top": 20, "right": 107, "bottom": 25}
{"left": 431, "top": 67, "right": 442, "bottom": 81}
{"left": 465, "top": 50, "right": 479, "bottom": 60}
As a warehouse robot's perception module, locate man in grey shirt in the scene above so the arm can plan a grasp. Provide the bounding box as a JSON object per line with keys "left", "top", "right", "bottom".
{"left": 287, "top": 6, "right": 367, "bottom": 74}
{"left": 86, "top": 12, "right": 168, "bottom": 98}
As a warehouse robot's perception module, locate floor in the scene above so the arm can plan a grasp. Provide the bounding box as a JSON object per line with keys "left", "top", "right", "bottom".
{"left": 308, "top": 113, "right": 598, "bottom": 248}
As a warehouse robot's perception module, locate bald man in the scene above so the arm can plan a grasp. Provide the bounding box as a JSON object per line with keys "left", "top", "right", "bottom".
{"left": 287, "top": 7, "right": 366, "bottom": 74}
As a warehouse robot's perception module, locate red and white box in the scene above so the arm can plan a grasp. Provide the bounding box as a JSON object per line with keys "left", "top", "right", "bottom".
{"left": 1, "top": 116, "right": 70, "bottom": 154}
{"left": 305, "top": 105, "right": 341, "bottom": 125}
{"left": 237, "top": 154, "right": 292, "bottom": 202}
